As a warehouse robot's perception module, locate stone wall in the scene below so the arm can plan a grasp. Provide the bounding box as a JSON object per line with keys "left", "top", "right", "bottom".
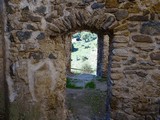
{"left": 2, "top": 0, "right": 160, "bottom": 119}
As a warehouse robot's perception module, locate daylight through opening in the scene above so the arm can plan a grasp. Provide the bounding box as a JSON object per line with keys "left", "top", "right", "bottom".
{"left": 71, "top": 31, "right": 98, "bottom": 75}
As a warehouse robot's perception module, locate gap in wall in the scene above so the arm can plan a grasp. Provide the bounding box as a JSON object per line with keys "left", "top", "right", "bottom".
{"left": 65, "top": 31, "right": 110, "bottom": 120}
{"left": 71, "top": 31, "right": 98, "bottom": 75}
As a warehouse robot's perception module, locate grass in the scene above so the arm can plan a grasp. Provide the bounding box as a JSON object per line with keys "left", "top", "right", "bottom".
{"left": 96, "top": 76, "right": 107, "bottom": 82}
{"left": 85, "top": 81, "right": 96, "bottom": 89}
{"left": 66, "top": 78, "right": 83, "bottom": 89}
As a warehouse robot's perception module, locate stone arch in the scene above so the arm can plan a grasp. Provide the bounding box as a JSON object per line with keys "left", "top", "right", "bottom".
{"left": 45, "top": 8, "right": 116, "bottom": 37}
{"left": 46, "top": 8, "right": 117, "bottom": 78}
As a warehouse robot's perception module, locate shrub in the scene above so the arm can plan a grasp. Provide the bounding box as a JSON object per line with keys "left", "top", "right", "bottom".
{"left": 85, "top": 81, "right": 96, "bottom": 89}
{"left": 81, "top": 63, "right": 93, "bottom": 74}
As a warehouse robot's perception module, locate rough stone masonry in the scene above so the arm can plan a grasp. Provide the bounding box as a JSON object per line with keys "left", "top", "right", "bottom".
{"left": 0, "top": 0, "right": 160, "bottom": 119}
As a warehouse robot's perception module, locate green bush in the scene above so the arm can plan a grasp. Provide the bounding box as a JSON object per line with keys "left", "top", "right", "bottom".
{"left": 85, "top": 81, "right": 96, "bottom": 89}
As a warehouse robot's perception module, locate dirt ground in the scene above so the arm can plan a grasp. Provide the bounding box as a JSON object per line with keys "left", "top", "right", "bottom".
{"left": 65, "top": 80, "right": 107, "bottom": 120}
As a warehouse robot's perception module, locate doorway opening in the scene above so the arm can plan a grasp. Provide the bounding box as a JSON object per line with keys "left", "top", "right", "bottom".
{"left": 71, "top": 31, "right": 98, "bottom": 75}
{"left": 66, "top": 31, "right": 110, "bottom": 120}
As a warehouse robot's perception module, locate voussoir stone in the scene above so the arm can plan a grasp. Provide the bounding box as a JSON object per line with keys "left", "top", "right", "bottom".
{"left": 132, "top": 35, "right": 153, "bottom": 43}
{"left": 150, "top": 51, "right": 160, "bottom": 61}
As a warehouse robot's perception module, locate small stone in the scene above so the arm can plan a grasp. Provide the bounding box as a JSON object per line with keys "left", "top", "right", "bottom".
{"left": 26, "top": 24, "right": 36, "bottom": 30}
{"left": 124, "top": 56, "right": 137, "bottom": 65}
{"left": 136, "top": 44, "right": 155, "bottom": 52}
{"left": 16, "top": 31, "right": 32, "bottom": 41}
{"left": 112, "top": 49, "right": 128, "bottom": 57}
{"left": 152, "top": 73, "right": 160, "bottom": 80}
{"left": 105, "top": 0, "right": 118, "bottom": 8}
{"left": 128, "top": 15, "right": 149, "bottom": 21}
{"left": 132, "top": 35, "right": 153, "bottom": 43}
{"left": 136, "top": 71, "right": 148, "bottom": 77}
{"left": 29, "top": 15, "right": 41, "bottom": 22}
{"left": 111, "top": 73, "right": 124, "bottom": 80}
{"left": 102, "top": 16, "right": 115, "bottom": 30}
{"left": 35, "top": 6, "right": 46, "bottom": 15}
{"left": 48, "top": 53, "right": 57, "bottom": 59}
{"left": 36, "top": 33, "right": 45, "bottom": 40}
{"left": 29, "top": 51, "right": 43, "bottom": 61}
{"left": 150, "top": 51, "right": 160, "bottom": 60}
{"left": 9, "top": 34, "right": 15, "bottom": 42}
{"left": 91, "top": 3, "right": 105, "bottom": 9}
{"left": 114, "top": 9, "right": 128, "bottom": 21}
{"left": 96, "top": 0, "right": 104, "bottom": 3}
{"left": 83, "top": 0, "right": 93, "bottom": 3}
{"left": 113, "top": 36, "right": 128, "bottom": 43}
{"left": 141, "top": 21, "right": 160, "bottom": 35}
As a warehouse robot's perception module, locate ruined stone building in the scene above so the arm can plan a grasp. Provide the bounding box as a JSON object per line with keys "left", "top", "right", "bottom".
{"left": 0, "top": 0, "right": 160, "bottom": 119}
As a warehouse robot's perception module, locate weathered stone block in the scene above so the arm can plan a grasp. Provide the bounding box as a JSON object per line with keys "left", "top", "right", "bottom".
{"left": 16, "top": 31, "right": 32, "bottom": 42}
{"left": 136, "top": 44, "right": 155, "bottom": 52}
{"left": 113, "top": 36, "right": 128, "bottom": 43}
{"left": 36, "top": 33, "right": 45, "bottom": 40}
{"left": 112, "top": 49, "right": 128, "bottom": 56}
{"left": 114, "top": 9, "right": 128, "bottom": 21}
{"left": 26, "top": 24, "right": 37, "bottom": 30}
{"left": 152, "top": 72, "right": 160, "bottom": 81}
{"left": 29, "top": 51, "right": 43, "bottom": 61}
{"left": 111, "top": 73, "right": 124, "bottom": 80}
{"left": 105, "top": 0, "right": 118, "bottom": 8}
{"left": 136, "top": 71, "right": 148, "bottom": 77}
{"left": 141, "top": 21, "right": 160, "bottom": 35}
{"left": 91, "top": 3, "right": 105, "bottom": 9}
{"left": 128, "top": 15, "right": 149, "bottom": 21}
{"left": 150, "top": 51, "right": 160, "bottom": 61}
{"left": 114, "top": 23, "right": 128, "bottom": 32}
{"left": 132, "top": 35, "right": 153, "bottom": 43}
{"left": 152, "top": 2, "right": 160, "bottom": 13}
{"left": 35, "top": 6, "right": 46, "bottom": 15}
{"left": 29, "top": 15, "right": 41, "bottom": 22}
{"left": 48, "top": 53, "right": 57, "bottom": 59}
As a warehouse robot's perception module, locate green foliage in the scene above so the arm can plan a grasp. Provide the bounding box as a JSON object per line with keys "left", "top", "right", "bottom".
{"left": 66, "top": 78, "right": 83, "bottom": 89}
{"left": 85, "top": 81, "right": 96, "bottom": 89}
{"left": 81, "top": 63, "right": 94, "bottom": 74}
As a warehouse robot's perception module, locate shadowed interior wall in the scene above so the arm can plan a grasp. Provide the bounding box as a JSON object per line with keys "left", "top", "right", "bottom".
{"left": 0, "top": 0, "right": 6, "bottom": 119}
